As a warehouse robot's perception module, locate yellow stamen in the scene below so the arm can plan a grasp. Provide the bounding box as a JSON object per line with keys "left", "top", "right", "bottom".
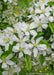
{"left": 4, "top": 38, "right": 10, "bottom": 43}
{"left": 13, "top": 29, "right": 17, "bottom": 33}
{"left": 33, "top": 43, "right": 38, "bottom": 48}
{"left": 2, "top": 58, "right": 6, "bottom": 62}
{"left": 27, "top": 26, "right": 30, "bottom": 32}
{"left": 38, "top": 22, "right": 42, "bottom": 26}
{"left": 39, "top": 0, "right": 45, "bottom": 3}
{"left": 32, "top": 10, "right": 35, "bottom": 14}
{"left": 20, "top": 48, "right": 24, "bottom": 52}
{"left": 42, "top": 9, "right": 45, "bottom": 14}
{"left": 9, "top": 68, "right": 13, "bottom": 73}
{"left": 19, "top": 39, "right": 23, "bottom": 43}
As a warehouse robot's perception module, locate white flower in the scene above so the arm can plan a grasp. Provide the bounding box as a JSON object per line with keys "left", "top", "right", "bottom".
{"left": 31, "top": 36, "right": 45, "bottom": 57}
{"left": 51, "top": 53, "right": 54, "bottom": 58}
{"left": 38, "top": 44, "right": 47, "bottom": 50}
{"left": 12, "top": 42, "right": 32, "bottom": 57}
{"left": 35, "top": 8, "right": 41, "bottom": 13}
{"left": 4, "top": 0, "right": 12, "bottom": 3}
{"left": 49, "top": 16, "right": 54, "bottom": 22}
{"left": 30, "top": 30, "right": 37, "bottom": 37}
{"left": 37, "top": 27, "right": 42, "bottom": 32}
{"left": 4, "top": 0, "right": 7, "bottom": 2}
{"left": 35, "top": 4, "right": 52, "bottom": 17}
{"left": 42, "top": 24, "right": 48, "bottom": 29}
{"left": 8, "top": 0, "right": 12, "bottom": 3}
{"left": 33, "top": 48, "right": 38, "bottom": 57}
{"left": 12, "top": 44, "right": 19, "bottom": 52}
{"left": 2, "top": 63, "right": 8, "bottom": 68}
{"left": 24, "top": 49, "right": 31, "bottom": 55}
{"left": 19, "top": 52, "right": 23, "bottom": 58}
{"left": 39, "top": 0, "right": 49, "bottom": 5}
{"left": 51, "top": 43, "right": 54, "bottom": 49}
{"left": 2, "top": 66, "right": 21, "bottom": 75}
{"left": 13, "top": 22, "right": 37, "bottom": 37}
{"left": 32, "top": 15, "right": 48, "bottom": 29}
{"left": 0, "top": 27, "right": 18, "bottom": 51}
{"left": 0, "top": 54, "right": 14, "bottom": 69}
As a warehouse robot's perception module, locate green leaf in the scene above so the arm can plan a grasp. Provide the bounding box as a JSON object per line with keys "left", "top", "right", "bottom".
{"left": 19, "top": 68, "right": 29, "bottom": 75}
{"left": 29, "top": 34, "right": 33, "bottom": 40}
{"left": 23, "top": 0, "right": 29, "bottom": 7}
{"left": 40, "top": 40, "right": 50, "bottom": 48}
{"left": 49, "top": 22, "right": 54, "bottom": 34}
{"left": 25, "top": 55, "right": 31, "bottom": 72}
{"left": 11, "top": 57, "right": 19, "bottom": 64}
{"left": 34, "top": 32, "right": 44, "bottom": 40}
{"left": 0, "top": 42, "right": 17, "bottom": 58}
{"left": 14, "top": 72, "right": 17, "bottom": 75}
{"left": 0, "top": 45, "right": 12, "bottom": 58}
{"left": 48, "top": 1, "right": 54, "bottom": 6}
{"left": 0, "top": 71, "right": 2, "bottom": 75}
{"left": 39, "top": 54, "right": 45, "bottom": 65}
{"left": 43, "top": 27, "right": 52, "bottom": 40}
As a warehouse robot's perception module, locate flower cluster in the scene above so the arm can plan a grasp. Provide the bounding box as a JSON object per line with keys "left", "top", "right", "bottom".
{"left": 0, "top": 0, "right": 54, "bottom": 75}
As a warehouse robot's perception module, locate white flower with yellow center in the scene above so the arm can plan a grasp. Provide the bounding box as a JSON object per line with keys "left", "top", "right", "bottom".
{"left": 35, "top": 3, "right": 52, "bottom": 17}
{"left": 12, "top": 41, "right": 32, "bottom": 58}
{"left": 0, "top": 54, "right": 14, "bottom": 69}
{"left": 31, "top": 36, "right": 47, "bottom": 57}
{"left": 2, "top": 65, "right": 21, "bottom": 75}
{"left": 33, "top": 15, "right": 48, "bottom": 30}
{"left": 13, "top": 22, "right": 37, "bottom": 37}
{"left": 0, "top": 27, "right": 18, "bottom": 51}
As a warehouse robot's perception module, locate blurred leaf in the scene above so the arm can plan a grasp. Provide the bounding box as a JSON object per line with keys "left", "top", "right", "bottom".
{"left": 14, "top": 73, "right": 17, "bottom": 75}
{"left": 39, "top": 54, "right": 45, "bottom": 65}
{"left": 43, "top": 27, "right": 52, "bottom": 40}
{"left": 11, "top": 57, "right": 19, "bottom": 64}
{"left": 0, "top": 23, "right": 13, "bottom": 30}
{"left": 49, "top": 22, "right": 54, "bottom": 34}
{"left": 25, "top": 55, "right": 31, "bottom": 72}
{"left": 23, "top": 0, "right": 29, "bottom": 7}
{"left": 19, "top": 68, "right": 29, "bottom": 75}
{"left": 0, "top": 42, "right": 17, "bottom": 58}
{"left": 48, "top": 1, "right": 54, "bottom": 6}
{"left": 29, "top": 34, "right": 33, "bottom": 40}
{"left": 40, "top": 40, "right": 50, "bottom": 48}
{"left": 34, "top": 32, "right": 44, "bottom": 40}
{"left": 0, "top": 71, "right": 2, "bottom": 75}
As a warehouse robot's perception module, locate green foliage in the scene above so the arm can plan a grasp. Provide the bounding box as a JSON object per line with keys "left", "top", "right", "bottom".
{"left": 0, "top": 42, "right": 17, "bottom": 58}
{"left": 0, "top": 71, "right": 2, "bottom": 75}
{"left": 11, "top": 57, "right": 19, "bottom": 64}
{"left": 23, "top": 0, "right": 29, "bottom": 7}
{"left": 19, "top": 68, "right": 29, "bottom": 75}
{"left": 48, "top": 1, "right": 54, "bottom": 6}
{"left": 40, "top": 40, "right": 50, "bottom": 48}
{"left": 39, "top": 54, "right": 45, "bottom": 65}
{"left": 0, "top": 23, "right": 13, "bottom": 30}
{"left": 14, "top": 72, "right": 17, "bottom": 75}
{"left": 29, "top": 34, "right": 33, "bottom": 40}
{"left": 43, "top": 27, "right": 52, "bottom": 40}
{"left": 34, "top": 32, "right": 44, "bottom": 40}
{"left": 49, "top": 22, "right": 54, "bottom": 34}
{"left": 25, "top": 55, "right": 31, "bottom": 72}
